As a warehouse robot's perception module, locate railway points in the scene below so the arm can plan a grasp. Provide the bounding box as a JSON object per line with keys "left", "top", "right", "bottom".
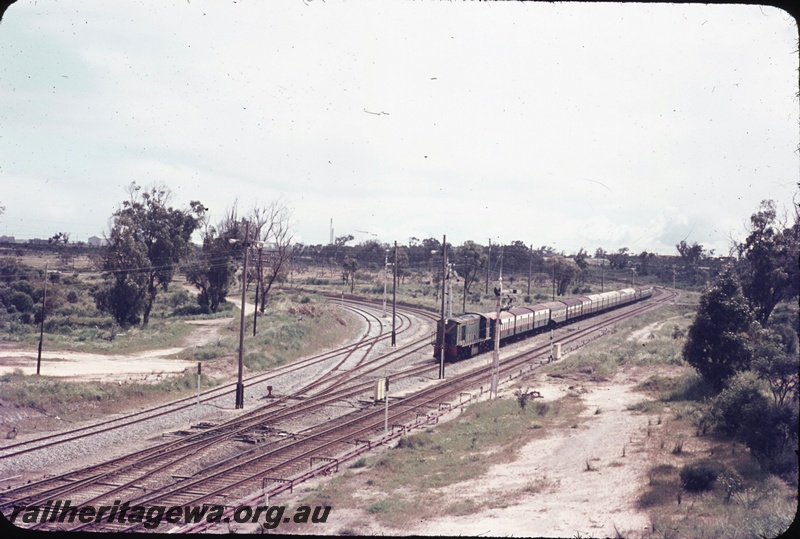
{"left": 1, "top": 288, "right": 675, "bottom": 533}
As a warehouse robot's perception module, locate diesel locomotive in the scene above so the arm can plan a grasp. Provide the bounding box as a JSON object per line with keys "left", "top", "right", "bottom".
{"left": 433, "top": 285, "right": 654, "bottom": 362}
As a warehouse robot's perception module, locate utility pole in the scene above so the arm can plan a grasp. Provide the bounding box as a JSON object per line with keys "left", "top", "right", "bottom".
{"left": 491, "top": 272, "right": 502, "bottom": 399}
{"left": 438, "top": 234, "right": 447, "bottom": 380}
{"left": 36, "top": 262, "right": 48, "bottom": 376}
{"left": 528, "top": 244, "right": 533, "bottom": 297}
{"left": 462, "top": 263, "right": 467, "bottom": 314}
{"left": 392, "top": 241, "right": 397, "bottom": 346}
{"left": 601, "top": 261, "right": 605, "bottom": 292}
{"left": 383, "top": 251, "right": 389, "bottom": 318}
{"left": 235, "top": 221, "right": 249, "bottom": 409}
{"left": 445, "top": 262, "right": 453, "bottom": 319}
{"left": 253, "top": 245, "right": 263, "bottom": 336}
{"left": 485, "top": 238, "right": 491, "bottom": 294}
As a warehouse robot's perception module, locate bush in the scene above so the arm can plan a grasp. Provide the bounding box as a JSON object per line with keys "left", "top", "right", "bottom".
{"left": 710, "top": 372, "right": 769, "bottom": 436}
{"left": 9, "top": 291, "right": 34, "bottom": 313}
{"left": 167, "top": 289, "right": 192, "bottom": 309}
{"left": 680, "top": 460, "right": 720, "bottom": 492}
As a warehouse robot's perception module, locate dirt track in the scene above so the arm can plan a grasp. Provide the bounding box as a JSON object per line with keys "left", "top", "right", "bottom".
{"left": 0, "top": 299, "right": 256, "bottom": 382}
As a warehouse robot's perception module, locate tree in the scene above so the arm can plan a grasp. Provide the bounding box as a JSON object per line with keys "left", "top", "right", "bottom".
{"left": 95, "top": 183, "right": 206, "bottom": 326}
{"left": 544, "top": 256, "right": 582, "bottom": 296}
{"left": 250, "top": 200, "right": 294, "bottom": 313}
{"left": 751, "top": 324, "right": 799, "bottom": 408}
{"left": 574, "top": 248, "right": 588, "bottom": 270}
{"left": 185, "top": 207, "right": 244, "bottom": 313}
{"left": 683, "top": 267, "right": 755, "bottom": 390}
{"left": 392, "top": 246, "right": 411, "bottom": 284}
{"left": 48, "top": 232, "right": 70, "bottom": 245}
{"left": 636, "top": 250, "right": 656, "bottom": 276}
{"left": 676, "top": 240, "right": 707, "bottom": 269}
{"left": 501, "top": 241, "right": 530, "bottom": 276}
{"left": 93, "top": 215, "right": 150, "bottom": 327}
{"left": 341, "top": 256, "right": 358, "bottom": 293}
{"left": 455, "top": 241, "right": 487, "bottom": 295}
{"left": 737, "top": 200, "right": 800, "bottom": 324}
{"left": 608, "top": 247, "right": 630, "bottom": 269}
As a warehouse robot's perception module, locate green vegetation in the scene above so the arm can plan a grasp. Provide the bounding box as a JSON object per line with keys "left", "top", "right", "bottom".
{"left": 0, "top": 261, "right": 230, "bottom": 353}
{"left": 543, "top": 302, "right": 695, "bottom": 381}
{"left": 638, "top": 426, "right": 796, "bottom": 539}
{"left": 0, "top": 367, "right": 219, "bottom": 422}
{"left": 173, "top": 291, "right": 354, "bottom": 372}
{"left": 682, "top": 266, "right": 754, "bottom": 390}
{"left": 678, "top": 267, "right": 798, "bottom": 481}
{"left": 94, "top": 183, "right": 206, "bottom": 327}
{"left": 300, "top": 394, "right": 584, "bottom": 528}
{"left": 632, "top": 298, "right": 798, "bottom": 539}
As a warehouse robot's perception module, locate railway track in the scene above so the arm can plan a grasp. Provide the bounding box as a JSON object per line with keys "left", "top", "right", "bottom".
{"left": 0, "top": 298, "right": 438, "bottom": 529}
{"left": 0, "top": 299, "right": 424, "bottom": 463}
{"left": 2, "top": 288, "right": 675, "bottom": 532}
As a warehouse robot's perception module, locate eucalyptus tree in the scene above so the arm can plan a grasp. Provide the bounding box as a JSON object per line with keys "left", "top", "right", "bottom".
{"left": 250, "top": 200, "right": 294, "bottom": 313}
{"left": 185, "top": 206, "right": 245, "bottom": 313}
{"left": 95, "top": 183, "right": 206, "bottom": 326}
{"left": 736, "top": 199, "right": 800, "bottom": 324}
{"left": 544, "top": 256, "right": 582, "bottom": 297}
{"left": 455, "top": 241, "right": 487, "bottom": 296}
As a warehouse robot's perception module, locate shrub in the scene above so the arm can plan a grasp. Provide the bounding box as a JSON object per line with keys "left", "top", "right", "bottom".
{"left": 679, "top": 460, "right": 720, "bottom": 492}
{"left": 710, "top": 372, "right": 769, "bottom": 436}
{"left": 9, "top": 291, "right": 34, "bottom": 313}
{"left": 167, "top": 289, "right": 192, "bottom": 309}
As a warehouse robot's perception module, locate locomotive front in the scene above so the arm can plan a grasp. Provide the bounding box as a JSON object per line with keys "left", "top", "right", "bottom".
{"left": 432, "top": 318, "right": 460, "bottom": 362}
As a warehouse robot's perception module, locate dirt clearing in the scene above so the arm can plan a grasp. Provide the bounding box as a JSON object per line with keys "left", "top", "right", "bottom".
{"left": 273, "top": 367, "right": 664, "bottom": 537}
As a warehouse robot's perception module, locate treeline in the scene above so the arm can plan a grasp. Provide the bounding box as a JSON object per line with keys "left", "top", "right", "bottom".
{"left": 2, "top": 187, "right": 797, "bottom": 337}
{"left": 291, "top": 236, "right": 727, "bottom": 297}
{"left": 681, "top": 199, "right": 799, "bottom": 482}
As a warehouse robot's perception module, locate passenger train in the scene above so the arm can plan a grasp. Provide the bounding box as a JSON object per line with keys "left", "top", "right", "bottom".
{"left": 433, "top": 285, "right": 654, "bottom": 362}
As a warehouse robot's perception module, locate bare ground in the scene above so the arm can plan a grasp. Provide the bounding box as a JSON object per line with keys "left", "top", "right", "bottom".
{"left": 0, "top": 299, "right": 256, "bottom": 382}
{"left": 272, "top": 365, "right": 673, "bottom": 537}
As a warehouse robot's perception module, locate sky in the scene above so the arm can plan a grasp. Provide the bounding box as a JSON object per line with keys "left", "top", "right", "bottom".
{"left": 0, "top": 1, "right": 798, "bottom": 257}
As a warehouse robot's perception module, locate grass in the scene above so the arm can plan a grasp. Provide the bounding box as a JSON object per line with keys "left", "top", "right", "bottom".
{"left": 0, "top": 367, "right": 221, "bottom": 427}
{"left": 0, "top": 274, "right": 232, "bottom": 354}
{"left": 297, "top": 393, "right": 585, "bottom": 528}
{"left": 173, "top": 291, "right": 359, "bottom": 373}
{"left": 541, "top": 302, "right": 695, "bottom": 383}
{"left": 0, "top": 289, "right": 359, "bottom": 425}
{"left": 629, "top": 350, "right": 798, "bottom": 539}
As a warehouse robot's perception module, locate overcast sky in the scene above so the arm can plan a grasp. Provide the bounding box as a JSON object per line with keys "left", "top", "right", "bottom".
{"left": 1, "top": 1, "right": 797, "bottom": 256}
